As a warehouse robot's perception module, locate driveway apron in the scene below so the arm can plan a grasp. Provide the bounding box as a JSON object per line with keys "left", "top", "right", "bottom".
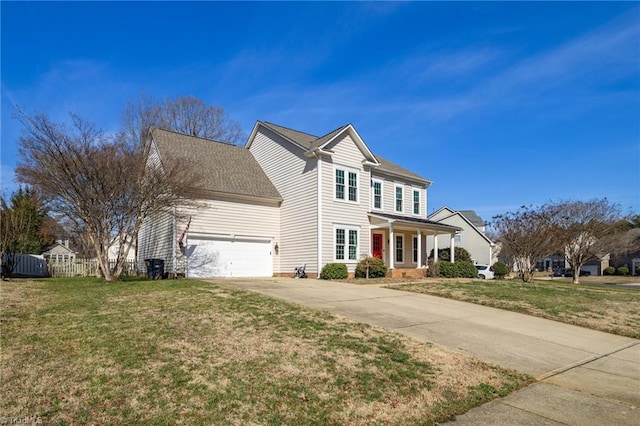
{"left": 211, "top": 278, "right": 639, "bottom": 425}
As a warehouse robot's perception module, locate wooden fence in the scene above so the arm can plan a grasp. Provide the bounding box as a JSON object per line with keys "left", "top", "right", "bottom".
{"left": 47, "top": 259, "right": 139, "bottom": 278}
{"left": 3, "top": 254, "right": 140, "bottom": 278}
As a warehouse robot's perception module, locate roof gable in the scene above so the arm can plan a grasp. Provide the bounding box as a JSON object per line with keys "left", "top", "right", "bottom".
{"left": 151, "top": 128, "right": 281, "bottom": 201}
{"left": 459, "top": 210, "right": 485, "bottom": 228}
{"left": 246, "top": 120, "right": 430, "bottom": 184}
{"left": 429, "top": 207, "right": 493, "bottom": 245}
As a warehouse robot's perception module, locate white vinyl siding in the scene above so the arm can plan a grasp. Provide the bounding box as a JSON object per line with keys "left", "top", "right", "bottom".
{"left": 371, "top": 173, "right": 427, "bottom": 220}
{"left": 322, "top": 134, "right": 371, "bottom": 272}
{"left": 413, "top": 189, "right": 420, "bottom": 215}
{"left": 395, "top": 184, "right": 404, "bottom": 213}
{"left": 249, "top": 128, "right": 317, "bottom": 274}
{"left": 137, "top": 208, "right": 174, "bottom": 274}
{"left": 372, "top": 179, "right": 383, "bottom": 210}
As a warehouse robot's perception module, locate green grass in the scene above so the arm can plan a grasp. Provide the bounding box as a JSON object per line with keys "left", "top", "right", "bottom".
{"left": 389, "top": 279, "right": 640, "bottom": 338}
{"left": 1, "top": 277, "right": 532, "bottom": 425}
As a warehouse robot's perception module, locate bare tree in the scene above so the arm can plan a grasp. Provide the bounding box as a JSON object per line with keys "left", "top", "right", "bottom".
{"left": 122, "top": 94, "right": 245, "bottom": 146}
{"left": 492, "top": 206, "right": 556, "bottom": 282}
{"left": 547, "top": 199, "right": 625, "bottom": 283}
{"left": 15, "top": 110, "right": 200, "bottom": 282}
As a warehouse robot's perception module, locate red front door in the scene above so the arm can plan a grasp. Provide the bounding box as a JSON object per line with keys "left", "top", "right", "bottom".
{"left": 372, "top": 233, "right": 383, "bottom": 259}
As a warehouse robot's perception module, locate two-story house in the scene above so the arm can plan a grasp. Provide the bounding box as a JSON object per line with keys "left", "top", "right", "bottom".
{"left": 137, "top": 123, "right": 461, "bottom": 278}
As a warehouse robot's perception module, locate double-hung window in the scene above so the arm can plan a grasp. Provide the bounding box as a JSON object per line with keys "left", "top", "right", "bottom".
{"left": 372, "top": 179, "right": 382, "bottom": 210}
{"left": 395, "top": 185, "right": 403, "bottom": 213}
{"left": 395, "top": 235, "right": 404, "bottom": 263}
{"left": 336, "top": 167, "right": 358, "bottom": 202}
{"left": 335, "top": 226, "right": 359, "bottom": 261}
{"left": 335, "top": 169, "right": 345, "bottom": 200}
{"left": 412, "top": 236, "right": 419, "bottom": 263}
{"left": 413, "top": 190, "right": 420, "bottom": 215}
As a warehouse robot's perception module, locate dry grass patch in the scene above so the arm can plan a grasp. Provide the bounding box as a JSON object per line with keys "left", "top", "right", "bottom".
{"left": 390, "top": 279, "right": 640, "bottom": 338}
{"left": 1, "top": 278, "right": 531, "bottom": 425}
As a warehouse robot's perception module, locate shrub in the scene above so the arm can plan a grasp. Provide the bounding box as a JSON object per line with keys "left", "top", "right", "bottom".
{"left": 492, "top": 262, "right": 508, "bottom": 279}
{"left": 355, "top": 256, "right": 387, "bottom": 278}
{"left": 603, "top": 266, "right": 616, "bottom": 275}
{"left": 616, "top": 266, "right": 630, "bottom": 276}
{"left": 439, "top": 261, "right": 456, "bottom": 278}
{"left": 428, "top": 247, "right": 472, "bottom": 263}
{"left": 437, "top": 261, "right": 476, "bottom": 278}
{"left": 457, "top": 261, "right": 478, "bottom": 278}
{"left": 320, "top": 263, "right": 348, "bottom": 280}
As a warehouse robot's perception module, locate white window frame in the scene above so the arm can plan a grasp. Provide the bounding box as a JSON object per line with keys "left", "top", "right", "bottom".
{"left": 334, "top": 165, "right": 359, "bottom": 204}
{"left": 334, "top": 224, "right": 360, "bottom": 263}
{"left": 412, "top": 234, "right": 419, "bottom": 264}
{"left": 372, "top": 179, "right": 383, "bottom": 210}
{"left": 395, "top": 184, "right": 404, "bottom": 213}
{"left": 412, "top": 189, "right": 421, "bottom": 216}
{"left": 395, "top": 234, "right": 404, "bottom": 263}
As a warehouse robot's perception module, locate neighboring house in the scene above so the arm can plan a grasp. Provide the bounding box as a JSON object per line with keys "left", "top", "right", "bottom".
{"left": 538, "top": 253, "right": 610, "bottom": 276}
{"left": 427, "top": 207, "right": 495, "bottom": 265}
{"left": 107, "top": 236, "right": 137, "bottom": 262}
{"left": 138, "top": 123, "right": 461, "bottom": 278}
{"left": 42, "top": 238, "right": 76, "bottom": 262}
{"left": 609, "top": 228, "right": 640, "bottom": 275}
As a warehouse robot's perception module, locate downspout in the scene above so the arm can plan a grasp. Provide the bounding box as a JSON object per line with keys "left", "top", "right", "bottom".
{"left": 316, "top": 152, "right": 323, "bottom": 278}
{"left": 172, "top": 205, "right": 177, "bottom": 278}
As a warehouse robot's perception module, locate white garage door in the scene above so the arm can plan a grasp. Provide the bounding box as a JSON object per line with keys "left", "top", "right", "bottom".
{"left": 187, "top": 238, "right": 273, "bottom": 278}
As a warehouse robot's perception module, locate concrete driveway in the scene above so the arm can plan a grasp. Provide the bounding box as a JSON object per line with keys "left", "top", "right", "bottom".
{"left": 212, "top": 277, "right": 639, "bottom": 425}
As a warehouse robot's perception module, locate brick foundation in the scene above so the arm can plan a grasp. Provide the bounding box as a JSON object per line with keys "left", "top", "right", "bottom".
{"left": 273, "top": 272, "right": 321, "bottom": 279}
{"left": 387, "top": 268, "right": 427, "bottom": 279}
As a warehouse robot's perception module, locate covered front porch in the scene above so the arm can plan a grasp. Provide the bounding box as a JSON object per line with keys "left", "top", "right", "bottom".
{"left": 368, "top": 213, "right": 462, "bottom": 277}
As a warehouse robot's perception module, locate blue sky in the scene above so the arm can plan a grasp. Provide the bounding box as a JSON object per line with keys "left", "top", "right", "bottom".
{"left": 2, "top": 2, "right": 638, "bottom": 222}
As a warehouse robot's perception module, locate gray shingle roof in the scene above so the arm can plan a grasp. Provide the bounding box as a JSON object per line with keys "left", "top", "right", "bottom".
{"left": 151, "top": 128, "right": 282, "bottom": 201}
{"left": 260, "top": 121, "right": 429, "bottom": 183}
{"left": 260, "top": 122, "right": 318, "bottom": 148}
{"left": 374, "top": 154, "right": 429, "bottom": 183}
{"left": 459, "top": 210, "right": 485, "bottom": 227}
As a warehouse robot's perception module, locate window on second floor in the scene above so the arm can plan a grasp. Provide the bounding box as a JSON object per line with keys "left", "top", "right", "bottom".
{"left": 372, "top": 179, "right": 382, "bottom": 210}
{"left": 336, "top": 167, "right": 358, "bottom": 202}
{"left": 413, "top": 189, "right": 420, "bottom": 215}
{"left": 395, "top": 185, "right": 403, "bottom": 212}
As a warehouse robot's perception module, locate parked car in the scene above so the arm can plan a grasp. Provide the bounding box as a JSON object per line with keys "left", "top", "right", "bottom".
{"left": 475, "top": 264, "right": 494, "bottom": 280}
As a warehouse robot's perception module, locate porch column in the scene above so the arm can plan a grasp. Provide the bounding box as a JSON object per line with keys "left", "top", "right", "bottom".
{"left": 433, "top": 233, "right": 438, "bottom": 263}
{"left": 389, "top": 223, "right": 395, "bottom": 270}
{"left": 450, "top": 234, "right": 456, "bottom": 263}
{"left": 417, "top": 229, "right": 422, "bottom": 268}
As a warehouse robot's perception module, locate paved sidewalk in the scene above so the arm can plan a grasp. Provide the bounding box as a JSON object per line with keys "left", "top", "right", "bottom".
{"left": 212, "top": 277, "right": 639, "bottom": 425}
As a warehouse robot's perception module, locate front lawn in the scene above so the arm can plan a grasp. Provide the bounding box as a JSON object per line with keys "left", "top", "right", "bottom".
{"left": 389, "top": 279, "right": 640, "bottom": 339}
{"left": 1, "top": 278, "right": 531, "bottom": 425}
